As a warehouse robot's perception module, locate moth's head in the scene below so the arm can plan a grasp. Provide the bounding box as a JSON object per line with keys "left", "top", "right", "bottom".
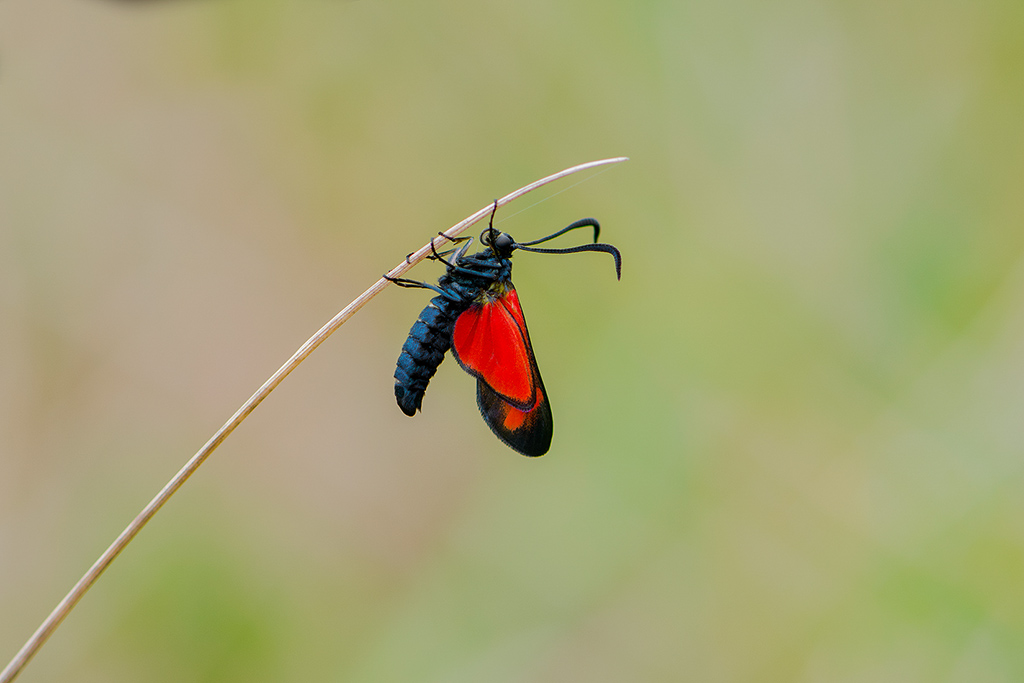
{"left": 478, "top": 199, "right": 517, "bottom": 259}
{"left": 481, "top": 227, "right": 516, "bottom": 258}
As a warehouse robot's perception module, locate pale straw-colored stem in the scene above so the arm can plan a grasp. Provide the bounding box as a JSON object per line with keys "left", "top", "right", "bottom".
{"left": 0, "top": 156, "right": 628, "bottom": 683}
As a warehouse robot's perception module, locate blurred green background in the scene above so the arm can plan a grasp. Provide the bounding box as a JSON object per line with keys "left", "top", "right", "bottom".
{"left": 3, "top": 0, "right": 1024, "bottom": 681}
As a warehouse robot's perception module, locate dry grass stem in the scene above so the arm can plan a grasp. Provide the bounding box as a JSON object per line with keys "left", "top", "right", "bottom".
{"left": 0, "top": 156, "right": 629, "bottom": 683}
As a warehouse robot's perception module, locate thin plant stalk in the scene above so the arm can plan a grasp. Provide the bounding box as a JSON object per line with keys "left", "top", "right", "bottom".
{"left": 0, "top": 156, "right": 628, "bottom": 683}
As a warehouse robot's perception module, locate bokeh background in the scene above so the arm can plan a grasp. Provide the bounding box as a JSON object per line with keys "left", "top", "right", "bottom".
{"left": 3, "top": 0, "right": 1024, "bottom": 681}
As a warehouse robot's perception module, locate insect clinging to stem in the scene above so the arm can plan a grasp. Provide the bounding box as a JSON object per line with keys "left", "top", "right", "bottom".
{"left": 387, "top": 201, "right": 621, "bottom": 457}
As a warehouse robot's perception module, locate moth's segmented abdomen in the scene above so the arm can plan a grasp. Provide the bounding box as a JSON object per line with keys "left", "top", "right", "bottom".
{"left": 394, "top": 295, "right": 469, "bottom": 416}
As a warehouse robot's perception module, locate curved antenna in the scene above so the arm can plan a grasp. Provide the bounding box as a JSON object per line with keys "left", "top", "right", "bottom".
{"left": 517, "top": 218, "right": 601, "bottom": 246}
{"left": 514, "top": 242, "right": 622, "bottom": 280}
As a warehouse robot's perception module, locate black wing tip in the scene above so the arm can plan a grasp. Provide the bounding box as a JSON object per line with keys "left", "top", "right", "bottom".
{"left": 476, "top": 382, "right": 552, "bottom": 457}
{"left": 495, "top": 430, "right": 550, "bottom": 457}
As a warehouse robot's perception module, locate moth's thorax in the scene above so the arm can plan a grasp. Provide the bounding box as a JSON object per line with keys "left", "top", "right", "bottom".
{"left": 477, "top": 279, "right": 511, "bottom": 304}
